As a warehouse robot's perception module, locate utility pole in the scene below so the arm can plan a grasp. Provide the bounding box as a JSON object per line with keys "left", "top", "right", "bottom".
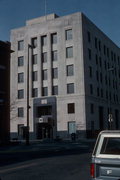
{"left": 26, "top": 44, "right": 33, "bottom": 145}
{"left": 107, "top": 67, "right": 114, "bottom": 130}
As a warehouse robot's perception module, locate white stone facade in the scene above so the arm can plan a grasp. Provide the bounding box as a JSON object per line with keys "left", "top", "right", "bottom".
{"left": 10, "top": 12, "right": 120, "bottom": 140}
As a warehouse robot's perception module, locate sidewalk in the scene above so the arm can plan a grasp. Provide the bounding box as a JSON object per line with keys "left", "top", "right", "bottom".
{"left": 0, "top": 138, "right": 95, "bottom": 153}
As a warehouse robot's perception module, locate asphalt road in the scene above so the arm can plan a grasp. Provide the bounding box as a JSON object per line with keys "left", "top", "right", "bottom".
{"left": 0, "top": 152, "right": 91, "bottom": 180}
{"left": 0, "top": 140, "right": 94, "bottom": 180}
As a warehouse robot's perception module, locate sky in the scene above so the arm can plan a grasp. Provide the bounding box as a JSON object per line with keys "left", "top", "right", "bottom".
{"left": 0, "top": 0, "right": 120, "bottom": 47}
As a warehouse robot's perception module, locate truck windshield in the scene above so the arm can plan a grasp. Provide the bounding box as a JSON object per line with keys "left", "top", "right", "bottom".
{"left": 100, "top": 137, "right": 120, "bottom": 155}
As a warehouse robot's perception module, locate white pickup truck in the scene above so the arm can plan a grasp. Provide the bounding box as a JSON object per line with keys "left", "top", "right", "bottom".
{"left": 91, "top": 130, "right": 120, "bottom": 180}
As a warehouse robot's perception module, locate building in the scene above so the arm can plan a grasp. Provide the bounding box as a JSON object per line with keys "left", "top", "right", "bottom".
{"left": 0, "top": 41, "right": 11, "bottom": 143}
{"left": 10, "top": 12, "right": 120, "bottom": 140}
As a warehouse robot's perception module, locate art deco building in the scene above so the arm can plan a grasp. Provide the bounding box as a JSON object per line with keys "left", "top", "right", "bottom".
{"left": 10, "top": 12, "right": 120, "bottom": 140}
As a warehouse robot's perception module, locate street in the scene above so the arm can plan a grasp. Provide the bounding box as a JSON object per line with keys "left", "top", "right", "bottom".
{"left": 0, "top": 140, "right": 94, "bottom": 180}
{"left": 0, "top": 153, "right": 91, "bottom": 180}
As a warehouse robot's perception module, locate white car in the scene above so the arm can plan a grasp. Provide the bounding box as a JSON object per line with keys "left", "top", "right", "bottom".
{"left": 91, "top": 130, "right": 120, "bottom": 180}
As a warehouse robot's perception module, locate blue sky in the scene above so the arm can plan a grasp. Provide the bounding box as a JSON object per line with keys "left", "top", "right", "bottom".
{"left": 0, "top": 0, "right": 120, "bottom": 47}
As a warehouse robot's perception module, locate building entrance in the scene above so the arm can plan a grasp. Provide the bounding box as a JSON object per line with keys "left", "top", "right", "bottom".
{"left": 36, "top": 123, "right": 53, "bottom": 139}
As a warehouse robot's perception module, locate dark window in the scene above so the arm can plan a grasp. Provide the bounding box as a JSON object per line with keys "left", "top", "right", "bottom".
{"left": 42, "top": 69, "right": 47, "bottom": 80}
{"left": 32, "top": 88, "right": 38, "bottom": 97}
{"left": 18, "top": 73, "right": 24, "bottom": 83}
{"left": 68, "top": 103, "right": 75, "bottom": 114}
{"left": 52, "top": 68, "right": 58, "bottom": 79}
{"left": 52, "top": 50, "right": 57, "bottom": 61}
{"left": 95, "top": 54, "right": 98, "bottom": 64}
{"left": 88, "top": 49, "right": 91, "bottom": 60}
{"left": 99, "top": 57, "right": 102, "bottom": 67}
{"left": 18, "top": 89, "right": 24, "bottom": 99}
{"left": 99, "top": 40, "right": 101, "bottom": 51}
{"left": 90, "top": 84, "right": 93, "bottom": 95}
{"left": 31, "top": 37, "right": 37, "bottom": 48}
{"left": 101, "top": 89, "right": 103, "bottom": 98}
{"left": 37, "top": 106, "right": 52, "bottom": 116}
{"left": 18, "top": 56, "right": 24, "bottom": 66}
{"left": 100, "top": 137, "right": 120, "bottom": 155}
{"left": 32, "top": 54, "right": 37, "bottom": 64}
{"left": 89, "top": 66, "right": 92, "bottom": 77}
{"left": 66, "top": 47, "right": 73, "bottom": 58}
{"left": 51, "top": 33, "right": 57, "bottom": 44}
{"left": 42, "top": 52, "right": 47, "bottom": 63}
{"left": 42, "top": 87, "right": 48, "bottom": 96}
{"left": 96, "top": 71, "right": 99, "bottom": 81}
{"left": 66, "top": 29, "right": 72, "bottom": 40}
{"left": 104, "top": 45, "right": 106, "bottom": 55}
{"left": 87, "top": 31, "right": 91, "bottom": 42}
{"left": 67, "top": 83, "right": 74, "bottom": 94}
{"left": 32, "top": 71, "right": 38, "bottom": 81}
{"left": 107, "top": 48, "right": 109, "bottom": 57}
{"left": 52, "top": 86, "right": 58, "bottom": 95}
{"left": 100, "top": 73, "right": 103, "bottom": 83}
{"left": 18, "top": 107, "right": 24, "bottom": 117}
{"left": 41, "top": 35, "right": 47, "bottom": 46}
{"left": 90, "top": 104, "right": 94, "bottom": 114}
{"left": 97, "top": 87, "right": 99, "bottom": 96}
{"left": 18, "top": 40, "right": 24, "bottom": 51}
{"left": 67, "top": 65, "right": 74, "bottom": 76}
{"left": 95, "top": 37, "right": 97, "bottom": 49}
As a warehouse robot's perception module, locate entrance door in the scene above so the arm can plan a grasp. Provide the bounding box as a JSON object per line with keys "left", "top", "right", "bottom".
{"left": 36, "top": 123, "right": 53, "bottom": 139}
{"left": 68, "top": 121, "right": 76, "bottom": 134}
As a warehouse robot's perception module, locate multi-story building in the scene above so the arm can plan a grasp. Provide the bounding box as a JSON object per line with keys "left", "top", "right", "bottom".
{"left": 10, "top": 12, "right": 120, "bottom": 140}
{"left": 0, "top": 41, "right": 11, "bottom": 143}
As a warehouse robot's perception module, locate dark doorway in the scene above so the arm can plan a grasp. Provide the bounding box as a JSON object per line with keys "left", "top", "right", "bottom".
{"left": 36, "top": 123, "right": 53, "bottom": 139}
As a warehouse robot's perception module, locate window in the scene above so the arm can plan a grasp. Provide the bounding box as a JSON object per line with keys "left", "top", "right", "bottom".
{"left": 31, "top": 37, "right": 37, "bottom": 48}
{"left": 89, "top": 66, "right": 92, "bottom": 77}
{"left": 99, "top": 57, "right": 102, "bottom": 67}
{"left": 68, "top": 103, "right": 75, "bottom": 114}
{"left": 52, "top": 68, "right": 58, "bottom": 79}
{"left": 99, "top": 40, "right": 101, "bottom": 51}
{"left": 42, "top": 69, "right": 47, "bottom": 80}
{"left": 52, "top": 85, "right": 58, "bottom": 95}
{"left": 100, "top": 137, "right": 120, "bottom": 155}
{"left": 51, "top": 33, "right": 57, "bottom": 44}
{"left": 96, "top": 71, "right": 99, "bottom": 81}
{"left": 18, "top": 40, "right": 24, "bottom": 51}
{"left": 95, "top": 54, "right": 98, "bottom": 64}
{"left": 52, "top": 50, "right": 57, "bottom": 61}
{"left": 107, "top": 48, "right": 109, "bottom": 57}
{"left": 90, "top": 104, "right": 94, "bottom": 114}
{"left": 32, "top": 54, "right": 37, "bottom": 64}
{"left": 90, "top": 84, "right": 93, "bottom": 95}
{"left": 67, "top": 65, "right": 74, "bottom": 76}
{"left": 18, "top": 89, "right": 24, "bottom": 99}
{"left": 87, "top": 31, "right": 91, "bottom": 42}
{"left": 104, "top": 45, "right": 106, "bottom": 55}
{"left": 97, "top": 87, "right": 99, "bottom": 97}
{"left": 88, "top": 49, "right": 91, "bottom": 60}
{"left": 66, "top": 29, "right": 72, "bottom": 40}
{"left": 18, "top": 56, "right": 24, "bottom": 66}
{"left": 66, "top": 47, "right": 73, "bottom": 58}
{"left": 32, "top": 71, "right": 38, "bottom": 81}
{"left": 67, "top": 83, "right": 74, "bottom": 94}
{"left": 95, "top": 37, "right": 97, "bottom": 49}
{"left": 32, "top": 88, "right": 38, "bottom": 97}
{"left": 41, "top": 35, "right": 47, "bottom": 46}
{"left": 18, "top": 73, "right": 24, "bottom": 83}
{"left": 42, "top": 52, "right": 47, "bottom": 63}
{"left": 42, "top": 87, "right": 48, "bottom": 96}
{"left": 18, "top": 107, "right": 24, "bottom": 117}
